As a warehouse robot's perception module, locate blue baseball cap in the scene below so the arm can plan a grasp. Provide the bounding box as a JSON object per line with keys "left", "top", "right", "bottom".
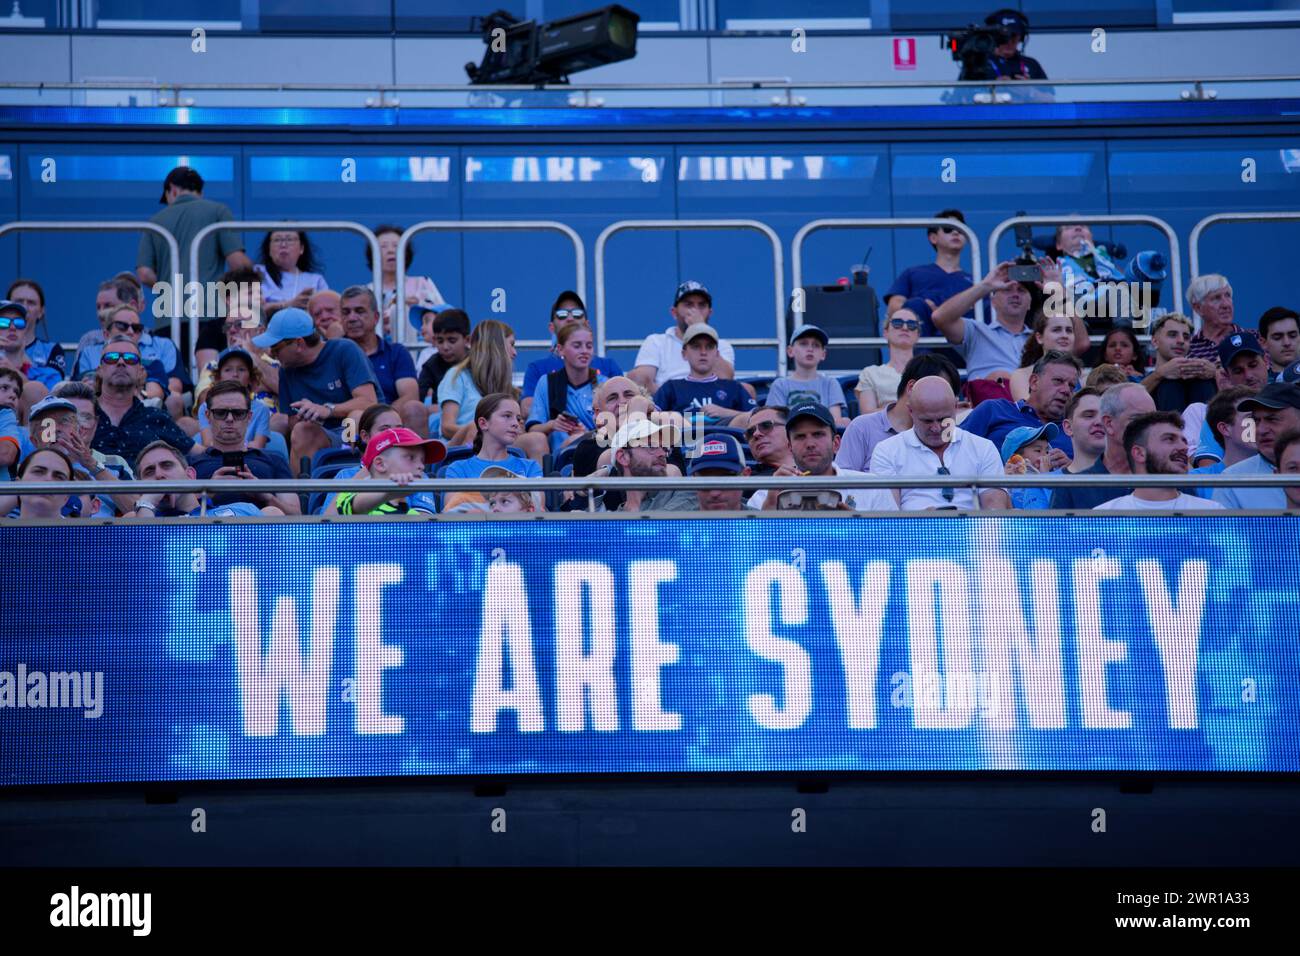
{"left": 0, "top": 299, "right": 28, "bottom": 318}
{"left": 410, "top": 301, "right": 457, "bottom": 331}
{"left": 789, "top": 324, "right": 829, "bottom": 346}
{"left": 1000, "top": 423, "right": 1059, "bottom": 463}
{"left": 785, "top": 402, "right": 836, "bottom": 431}
{"left": 687, "top": 434, "right": 746, "bottom": 475}
{"left": 252, "top": 307, "right": 314, "bottom": 349}
{"left": 1217, "top": 331, "right": 1265, "bottom": 368}
{"left": 674, "top": 280, "right": 711, "bottom": 305}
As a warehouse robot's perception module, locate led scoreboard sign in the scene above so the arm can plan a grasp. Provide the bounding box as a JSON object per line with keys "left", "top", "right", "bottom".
{"left": 1, "top": 516, "right": 1296, "bottom": 787}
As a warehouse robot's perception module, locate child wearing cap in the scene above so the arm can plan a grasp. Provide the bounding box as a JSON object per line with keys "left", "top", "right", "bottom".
{"left": 769, "top": 325, "right": 850, "bottom": 427}
{"left": 1001, "top": 423, "right": 1058, "bottom": 510}
{"left": 482, "top": 466, "right": 537, "bottom": 514}
{"left": 652, "top": 324, "right": 756, "bottom": 430}
{"left": 328, "top": 427, "right": 445, "bottom": 516}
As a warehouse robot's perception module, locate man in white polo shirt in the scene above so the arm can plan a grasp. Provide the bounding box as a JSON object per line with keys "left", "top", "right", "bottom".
{"left": 629, "top": 280, "right": 737, "bottom": 390}
{"left": 750, "top": 403, "right": 897, "bottom": 512}
{"left": 871, "top": 376, "right": 1009, "bottom": 510}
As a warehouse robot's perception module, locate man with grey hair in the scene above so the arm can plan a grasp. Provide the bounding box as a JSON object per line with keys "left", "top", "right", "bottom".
{"left": 1049, "top": 381, "right": 1155, "bottom": 510}
{"left": 1186, "top": 274, "right": 1245, "bottom": 367}
{"left": 339, "top": 285, "right": 425, "bottom": 436}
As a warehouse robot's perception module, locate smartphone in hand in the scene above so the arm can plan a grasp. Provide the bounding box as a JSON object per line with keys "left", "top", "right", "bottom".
{"left": 221, "top": 450, "right": 246, "bottom": 471}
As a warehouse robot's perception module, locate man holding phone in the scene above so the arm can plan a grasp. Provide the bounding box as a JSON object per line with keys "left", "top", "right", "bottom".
{"left": 188, "top": 380, "right": 300, "bottom": 514}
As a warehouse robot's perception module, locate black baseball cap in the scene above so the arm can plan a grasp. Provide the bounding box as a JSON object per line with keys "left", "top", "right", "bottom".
{"left": 785, "top": 402, "right": 836, "bottom": 431}
{"left": 160, "top": 165, "right": 204, "bottom": 204}
{"left": 1240, "top": 382, "right": 1300, "bottom": 413}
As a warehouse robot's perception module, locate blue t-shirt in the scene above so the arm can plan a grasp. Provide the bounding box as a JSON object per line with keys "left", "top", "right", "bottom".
{"left": 1190, "top": 460, "right": 1226, "bottom": 500}
{"left": 885, "top": 263, "right": 974, "bottom": 334}
{"left": 0, "top": 407, "right": 22, "bottom": 481}
{"left": 436, "top": 366, "right": 484, "bottom": 428}
{"left": 653, "top": 377, "right": 757, "bottom": 424}
{"left": 26, "top": 339, "right": 67, "bottom": 378}
{"left": 1048, "top": 459, "right": 1129, "bottom": 511}
{"left": 363, "top": 338, "right": 418, "bottom": 405}
{"left": 527, "top": 371, "right": 605, "bottom": 455}
{"left": 189, "top": 446, "right": 293, "bottom": 507}
{"left": 197, "top": 401, "right": 271, "bottom": 445}
{"left": 522, "top": 354, "right": 623, "bottom": 402}
{"left": 443, "top": 454, "right": 544, "bottom": 481}
{"left": 959, "top": 399, "right": 1073, "bottom": 460}
{"left": 278, "top": 338, "right": 380, "bottom": 428}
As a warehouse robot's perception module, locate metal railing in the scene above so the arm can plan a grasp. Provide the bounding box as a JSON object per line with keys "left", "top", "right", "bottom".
{"left": 1190, "top": 212, "right": 1300, "bottom": 285}
{"left": 0, "top": 219, "right": 182, "bottom": 346}
{"left": 988, "top": 214, "right": 1184, "bottom": 332}
{"left": 594, "top": 219, "right": 787, "bottom": 374}
{"left": 8, "top": 473, "right": 1295, "bottom": 517}
{"left": 394, "top": 221, "right": 586, "bottom": 349}
{"left": 187, "top": 220, "right": 382, "bottom": 374}
{"left": 791, "top": 217, "right": 986, "bottom": 340}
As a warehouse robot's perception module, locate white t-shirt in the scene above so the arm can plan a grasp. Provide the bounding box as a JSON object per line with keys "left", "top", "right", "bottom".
{"left": 1093, "top": 493, "right": 1225, "bottom": 511}
{"left": 870, "top": 427, "right": 1005, "bottom": 510}
{"left": 748, "top": 466, "right": 898, "bottom": 512}
{"left": 634, "top": 325, "right": 737, "bottom": 389}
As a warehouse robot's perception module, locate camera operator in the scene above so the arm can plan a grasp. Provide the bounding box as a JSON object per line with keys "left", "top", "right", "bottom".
{"left": 980, "top": 9, "right": 1046, "bottom": 81}
{"left": 951, "top": 9, "right": 1052, "bottom": 104}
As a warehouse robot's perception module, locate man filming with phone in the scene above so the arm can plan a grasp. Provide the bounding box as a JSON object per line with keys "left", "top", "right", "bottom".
{"left": 188, "top": 380, "right": 300, "bottom": 514}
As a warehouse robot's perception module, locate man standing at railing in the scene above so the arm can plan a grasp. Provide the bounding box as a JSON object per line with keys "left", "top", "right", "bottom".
{"left": 136, "top": 165, "right": 254, "bottom": 370}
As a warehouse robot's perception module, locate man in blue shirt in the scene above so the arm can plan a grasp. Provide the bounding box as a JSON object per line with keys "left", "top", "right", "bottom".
{"left": 961, "top": 349, "right": 1081, "bottom": 464}
{"left": 254, "top": 308, "right": 379, "bottom": 476}
{"left": 188, "top": 380, "right": 300, "bottom": 514}
{"left": 1212, "top": 382, "right": 1300, "bottom": 510}
{"left": 520, "top": 291, "right": 623, "bottom": 417}
{"left": 339, "top": 286, "right": 427, "bottom": 437}
{"left": 652, "top": 324, "right": 756, "bottom": 429}
{"left": 885, "top": 210, "right": 974, "bottom": 336}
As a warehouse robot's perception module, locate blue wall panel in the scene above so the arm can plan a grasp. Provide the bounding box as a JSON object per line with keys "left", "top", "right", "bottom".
{"left": 13, "top": 147, "right": 242, "bottom": 344}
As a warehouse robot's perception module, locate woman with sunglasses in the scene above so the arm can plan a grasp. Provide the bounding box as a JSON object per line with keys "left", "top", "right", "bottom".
{"left": 5, "top": 279, "right": 67, "bottom": 387}
{"left": 519, "top": 291, "right": 623, "bottom": 418}
{"left": 856, "top": 301, "right": 922, "bottom": 413}
{"left": 0, "top": 300, "right": 61, "bottom": 414}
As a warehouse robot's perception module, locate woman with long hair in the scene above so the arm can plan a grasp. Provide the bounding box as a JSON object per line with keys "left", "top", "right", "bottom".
{"left": 255, "top": 230, "right": 328, "bottom": 316}
{"left": 526, "top": 322, "right": 605, "bottom": 455}
{"left": 366, "top": 224, "right": 446, "bottom": 338}
{"left": 442, "top": 392, "right": 544, "bottom": 512}
{"left": 856, "top": 303, "right": 921, "bottom": 413}
{"left": 1010, "top": 310, "right": 1079, "bottom": 401}
{"left": 436, "top": 319, "right": 548, "bottom": 461}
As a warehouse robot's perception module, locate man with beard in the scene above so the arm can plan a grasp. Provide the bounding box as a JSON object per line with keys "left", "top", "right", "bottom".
{"left": 959, "top": 349, "right": 1080, "bottom": 463}
{"left": 91, "top": 336, "right": 195, "bottom": 465}
{"left": 751, "top": 403, "right": 899, "bottom": 512}
{"left": 611, "top": 417, "right": 695, "bottom": 513}
{"left": 1094, "top": 411, "right": 1224, "bottom": 511}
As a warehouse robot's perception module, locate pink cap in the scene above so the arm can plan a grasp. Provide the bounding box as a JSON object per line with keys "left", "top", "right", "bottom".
{"left": 361, "top": 427, "right": 447, "bottom": 469}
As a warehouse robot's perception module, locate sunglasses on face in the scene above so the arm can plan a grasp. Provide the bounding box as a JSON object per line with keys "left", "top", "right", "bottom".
{"left": 938, "top": 225, "right": 961, "bottom": 235}
{"left": 889, "top": 318, "right": 921, "bottom": 331}
{"left": 101, "top": 351, "right": 141, "bottom": 366}
{"left": 110, "top": 320, "right": 145, "bottom": 334}
{"left": 554, "top": 309, "right": 586, "bottom": 319}
{"left": 937, "top": 465, "right": 955, "bottom": 502}
{"left": 745, "top": 420, "right": 784, "bottom": 441}
{"left": 209, "top": 407, "right": 250, "bottom": 421}
{"left": 0, "top": 316, "right": 28, "bottom": 330}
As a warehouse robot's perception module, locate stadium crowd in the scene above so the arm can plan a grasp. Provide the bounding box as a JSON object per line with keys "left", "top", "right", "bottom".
{"left": 2, "top": 166, "right": 1299, "bottom": 517}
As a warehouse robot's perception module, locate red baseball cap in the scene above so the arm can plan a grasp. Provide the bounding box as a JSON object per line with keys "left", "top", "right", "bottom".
{"left": 362, "top": 427, "right": 447, "bottom": 469}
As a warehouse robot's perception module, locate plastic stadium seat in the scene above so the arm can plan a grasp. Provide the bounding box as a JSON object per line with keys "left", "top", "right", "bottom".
{"left": 839, "top": 375, "right": 861, "bottom": 419}
{"left": 553, "top": 442, "right": 579, "bottom": 476}
{"left": 310, "top": 446, "right": 361, "bottom": 472}
{"left": 740, "top": 376, "right": 773, "bottom": 406}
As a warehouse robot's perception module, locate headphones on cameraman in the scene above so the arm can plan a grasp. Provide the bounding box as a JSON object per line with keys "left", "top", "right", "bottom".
{"left": 985, "top": 8, "right": 1030, "bottom": 46}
